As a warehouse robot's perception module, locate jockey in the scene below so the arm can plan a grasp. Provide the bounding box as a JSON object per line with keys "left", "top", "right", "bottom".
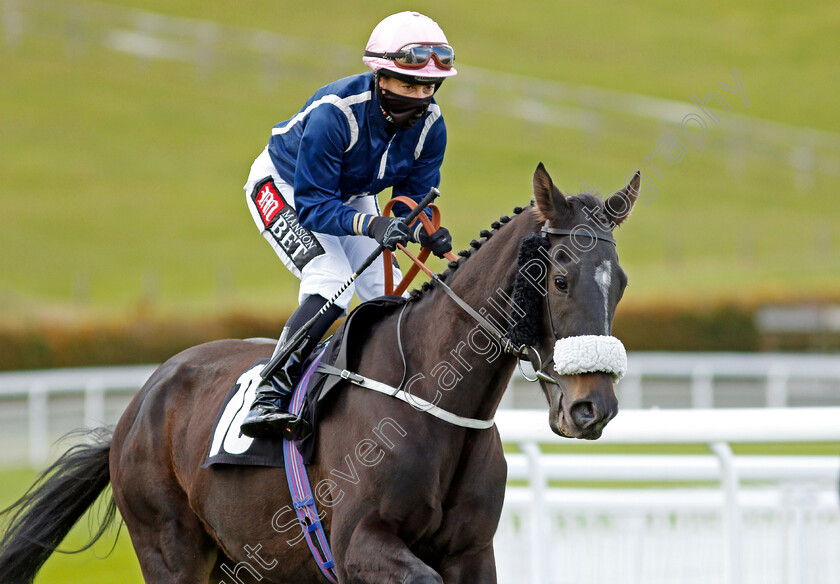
{"left": 240, "top": 11, "right": 457, "bottom": 438}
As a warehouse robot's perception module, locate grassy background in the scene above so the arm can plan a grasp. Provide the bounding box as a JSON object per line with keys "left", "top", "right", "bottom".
{"left": 1, "top": 0, "right": 839, "bottom": 328}
{"left": 0, "top": 467, "right": 144, "bottom": 583}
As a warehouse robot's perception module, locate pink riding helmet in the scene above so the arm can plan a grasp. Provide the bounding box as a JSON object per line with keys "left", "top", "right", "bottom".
{"left": 363, "top": 11, "right": 458, "bottom": 80}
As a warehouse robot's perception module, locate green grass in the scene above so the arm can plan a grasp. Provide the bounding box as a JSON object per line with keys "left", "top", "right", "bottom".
{"left": 1, "top": 0, "right": 839, "bottom": 323}
{"left": 0, "top": 467, "right": 143, "bottom": 584}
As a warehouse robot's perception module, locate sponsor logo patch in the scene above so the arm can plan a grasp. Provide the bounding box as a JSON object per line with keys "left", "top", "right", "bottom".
{"left": 250, "top": 178, "right": 325, "bottom": 272}
{"left": 254, "top": 179, "right": 285, "bottom": 225}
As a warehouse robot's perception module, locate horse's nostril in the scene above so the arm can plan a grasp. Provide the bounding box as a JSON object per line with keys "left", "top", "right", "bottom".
{"left": 570, "top": 401, "right": 596, "bottom": 428}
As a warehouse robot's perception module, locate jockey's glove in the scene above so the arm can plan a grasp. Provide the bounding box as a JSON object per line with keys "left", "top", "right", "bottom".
{"left": 413, "top": 224, "right": 453, "bottom": 258}
{"left": 365, "top": 216, "right": 412, "bottom": 251}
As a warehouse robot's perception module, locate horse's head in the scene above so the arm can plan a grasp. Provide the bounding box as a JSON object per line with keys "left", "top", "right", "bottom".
{"left": 517, "top": 163, "right": 639, "bottom": 439}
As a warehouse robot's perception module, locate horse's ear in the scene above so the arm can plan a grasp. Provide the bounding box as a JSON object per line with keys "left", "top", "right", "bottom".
{"left": 532, "top": 162, "right": 570, "bottom": 222}
{"left": 604, "top": 171, "right": 640, "bottom": 228}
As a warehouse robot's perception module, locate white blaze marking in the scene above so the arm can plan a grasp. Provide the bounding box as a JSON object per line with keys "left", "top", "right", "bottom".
{"left": 594, "top": 260, "right": 612, "bottom": 334}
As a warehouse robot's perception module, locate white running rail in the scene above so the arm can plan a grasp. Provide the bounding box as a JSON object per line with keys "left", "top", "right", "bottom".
{"left": 495, "top": 408, "right": 840, "bottom": 584}
{"left": 1, "top": 357, "right": 840, "bottom": 462}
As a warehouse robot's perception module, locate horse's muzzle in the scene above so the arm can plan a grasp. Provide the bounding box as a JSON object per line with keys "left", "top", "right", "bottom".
{"left": 545, "top": 372, "right": 618, "bottom": 439}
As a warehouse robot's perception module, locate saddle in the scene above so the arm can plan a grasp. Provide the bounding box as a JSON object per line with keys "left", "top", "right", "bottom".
{"left": 296, "top": 295, "right": 406, "bottom": 463}
{"left": 203, "top": 295, "right": 406, "bottom": 468}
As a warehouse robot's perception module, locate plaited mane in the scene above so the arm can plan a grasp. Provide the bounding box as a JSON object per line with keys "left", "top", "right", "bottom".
{"left": 407, "top": 204, "right": 529, "bottom": 302}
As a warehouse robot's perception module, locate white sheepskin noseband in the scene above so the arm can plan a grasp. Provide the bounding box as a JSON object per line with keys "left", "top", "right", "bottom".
{"left": 553, "top": 335, "right": 628, "bottom": 382}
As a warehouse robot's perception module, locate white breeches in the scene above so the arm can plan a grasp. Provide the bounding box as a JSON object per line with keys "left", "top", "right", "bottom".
{"left": 244, "top": 149, "right": 403, "bottom": 312}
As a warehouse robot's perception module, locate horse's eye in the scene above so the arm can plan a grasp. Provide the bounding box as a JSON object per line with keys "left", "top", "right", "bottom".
{"left": 554, "top": 276, "right": 568, "bottom": 292}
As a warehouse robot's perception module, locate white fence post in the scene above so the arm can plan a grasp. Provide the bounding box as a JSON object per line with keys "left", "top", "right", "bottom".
{"left": 495, "top": 409, "right": 840, "bottom": 584}
{"left": 709, "top": 441, "right": 741, "bottom": 584}
{"left": 765, "top": 366, "right": 789, "bottom": 407}
{"left": 28, "top": 382, "right": 48, "bottom": 466}
{"left": 522, "top": 441, "right": 549, "bottom": 584}
{"left": 84, "top": 379, "right": 106, "bottom": 429}
{"left": 618, "top": 372, "right": 643, "bottom": 409}
{"left": 691, "top": 366, "right": 714, "bottom": 408}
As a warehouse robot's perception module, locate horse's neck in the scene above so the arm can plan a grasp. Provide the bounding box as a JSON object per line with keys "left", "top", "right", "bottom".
{"left": 402, "top": 212, "right": 537, "bottom": 420}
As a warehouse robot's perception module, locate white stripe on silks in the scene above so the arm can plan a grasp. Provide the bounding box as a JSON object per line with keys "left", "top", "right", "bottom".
{"left": 356, "top": 213, "right": 373, "bottom": 235}
{"left": 272, "top": 91, "right": 371, "bottom": 152}
{"left": 345, "top": 192, "right": 369, "bottom": 203}
{"left": 414, "top": 104, "right": 441, "bottom": 159}
{"left": 553, "top": 335, "right": 628, "bottom": 382}
{"left": 377, "top": 138, "right": 393, "bottom": 179}
{"left": 594, "top": 260, "right": 612, "bottom": 334}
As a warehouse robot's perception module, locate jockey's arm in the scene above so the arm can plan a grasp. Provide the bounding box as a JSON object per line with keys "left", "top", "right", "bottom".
{"left": 292, "top": 107, "right": 360, "bottom": 237}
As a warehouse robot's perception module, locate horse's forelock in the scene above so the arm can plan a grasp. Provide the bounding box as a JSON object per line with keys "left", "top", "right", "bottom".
{"left": 553, "top": 193, "right": 615, "bottom": 233}
{"left": 533, "top": 192, "right": 598, "bottom": 223}
{"left": 575, "top": 193, "right": 604, "bottom": 211}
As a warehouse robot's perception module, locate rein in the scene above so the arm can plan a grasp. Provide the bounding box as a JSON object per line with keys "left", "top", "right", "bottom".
{"left": 381, "top": 195, "right": 457, "bottom": 296}
{"left": 396, "top": 244, "right": 528, "bottom": 358}
{"left": 395, "top": 243, "right": 556, "bottom": 384}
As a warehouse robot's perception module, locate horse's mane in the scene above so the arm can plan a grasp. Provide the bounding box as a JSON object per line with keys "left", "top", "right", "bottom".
{"left": 406, "top": 191, "right": 610, "bottom": 302}
{"left": 407, "top": 203, "right": 531, "bottom": 302}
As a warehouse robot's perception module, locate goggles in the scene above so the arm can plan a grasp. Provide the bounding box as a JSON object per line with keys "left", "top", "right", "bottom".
{"left": 365, "top": 43, "right": 455, "bottom": 71}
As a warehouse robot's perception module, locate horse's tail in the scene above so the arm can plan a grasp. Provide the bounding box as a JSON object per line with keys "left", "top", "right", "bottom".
{"left": 0, "top": 428, "right": 116, "bottom": 584}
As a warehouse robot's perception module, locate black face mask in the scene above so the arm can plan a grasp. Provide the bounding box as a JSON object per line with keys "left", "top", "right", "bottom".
{"left": 379, "top": 88, "right": 433, "bottom": 130}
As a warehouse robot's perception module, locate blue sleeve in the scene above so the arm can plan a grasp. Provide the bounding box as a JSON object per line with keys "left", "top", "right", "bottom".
{"left": 293, "top": 105, "right": 358, "bottom": 236}
{"left": 391, "top": 115, "right": 446, "bottom": 221}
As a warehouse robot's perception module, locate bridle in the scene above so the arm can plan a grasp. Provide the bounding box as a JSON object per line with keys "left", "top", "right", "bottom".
{"left": 518, "top": 223, "right": 617, "bottom": 384}
{"left": 396, "top": 221, "right": 618, "bottom": 387}
{"left": 539, "top": 224, "right": 617, "bottom": 246}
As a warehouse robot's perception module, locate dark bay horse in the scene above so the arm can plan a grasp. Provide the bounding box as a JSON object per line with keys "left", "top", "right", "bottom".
{"left": 0, "top": 164, "right": 639, "bottom": 584}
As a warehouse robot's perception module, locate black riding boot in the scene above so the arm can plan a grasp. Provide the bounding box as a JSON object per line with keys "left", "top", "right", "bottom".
{"left": 240, "top": 295, "right": 342, "bottom": 439}
{"left": 239, "top": 329, "right": 309, "bottom": 439}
